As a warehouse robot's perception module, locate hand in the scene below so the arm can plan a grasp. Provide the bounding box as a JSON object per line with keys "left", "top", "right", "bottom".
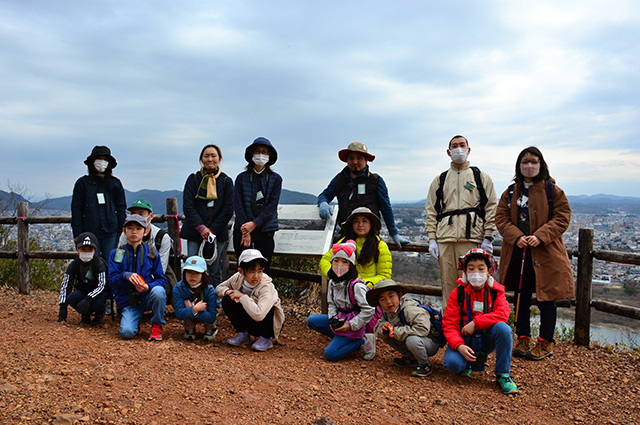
{"left": 457, "top": 344, "right": 477, "bottom": 363}
{"left": 428, "top": 240, "right": 439, "bottom": 260}
{"left": 58, "top": 304, "right": 68, "bottom": 322}
{"left": 392, "top": 234, "right": 410, "bottom": 249}
{"left": 382, "top": 322, "right": 395, "bottom": 338}
{"left": 461, "top": 320, "right": 476, "bottom": 337}
{"left": 333, "top": 321, "right": 352, "bottom": 334}
{"left": 199, "top": 227, "right": 211, "bottom": 239}
{"left": 76, "top": 298, "right": 91, "bottom": 315}
{"left": 516, "top": 236, "right": 528, "bottom": 249}
{"left": 526, "top": 235, "right": 541, "bottom": 247}
{"left": 241, "top": 233, "right": 252, "bottom": 248}
{"left": 193, "top": 300, "right": 207, "bottom": 313}
{"left": 241, "top": 221, "right": 257, "bottom": 235}
{"left": 481, "top": 239, "right": 493, "bottom": 254}
{"left": 184, "top": 300, "right": 193, "bottom": 308}
{"left": 318, "top": 202, "right": 332, "bottom": 221}
{"left": 130, "top": 274, "right": 149, "bottom": 292}
{"left": 227, "top": 290, "right": 243, "bottom": 302}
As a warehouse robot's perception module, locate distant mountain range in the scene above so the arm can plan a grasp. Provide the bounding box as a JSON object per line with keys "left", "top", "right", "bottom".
{"left": 2, "top": 189, "right": 640, "bottom": 215}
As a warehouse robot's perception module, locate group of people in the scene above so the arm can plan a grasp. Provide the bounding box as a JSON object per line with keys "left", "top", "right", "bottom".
{"left": 59, "top": 135, "right": 575, "bottom": 396}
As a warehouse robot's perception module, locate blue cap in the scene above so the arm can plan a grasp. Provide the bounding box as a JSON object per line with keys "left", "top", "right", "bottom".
{"left": 183, "top": 256, "right": 207, "bottom": 273}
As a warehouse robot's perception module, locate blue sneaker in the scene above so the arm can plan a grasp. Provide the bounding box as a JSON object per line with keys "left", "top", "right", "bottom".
{"left": 458, "top": 365, "right": 472, "bottom": 378}
{"left": 497, "top": 374, "right": 519, "bottom": 394}
{"left": 251, "top": 336, "right": 273, "bottom": 352}
{"left": 226, "top": 332, "right": 252, "bottom": 346}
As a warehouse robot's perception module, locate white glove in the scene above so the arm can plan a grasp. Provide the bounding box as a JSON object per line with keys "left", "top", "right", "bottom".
{"left": 428, "top": 240, "right": 439, "bottom": 260}
{"left": 481, "top": 238, "right": 494, "bottom": 254}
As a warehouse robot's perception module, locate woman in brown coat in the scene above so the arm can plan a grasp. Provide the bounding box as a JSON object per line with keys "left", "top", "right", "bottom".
{"left": 496, "top": 147, "right": 574, "bottom": 361}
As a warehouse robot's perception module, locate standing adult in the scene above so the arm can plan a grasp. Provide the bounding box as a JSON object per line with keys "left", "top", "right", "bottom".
{"left": 317, "top": 142, "right": 410, "bottom": 248}
{"left": 233, "top": 137, "right": 282, "bottom": 273}
{"left": 180, "top": 144, "right": 234, "bottom": 287}
{"left": 425, "top": 135, "right": 498, "bottom": 310}
{"left": 71, "top": 145, "right": 127, "bottom": 263}
{"left": 495, "top": 146, "right": 574, "bottom": 360}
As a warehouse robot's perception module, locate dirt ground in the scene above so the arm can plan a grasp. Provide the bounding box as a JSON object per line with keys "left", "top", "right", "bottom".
{"left": 1, "top": 287, "right": 639, "bottom": 425}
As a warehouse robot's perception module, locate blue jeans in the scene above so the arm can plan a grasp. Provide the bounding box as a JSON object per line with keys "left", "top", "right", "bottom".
{"left": 443, "top": 321, "right": 513, "bottom": 376}
{"left": 307, "top": 314, "right": 364, "bottom": 362}
{"left": 94, "top": 231, "right": 118, "bottom": 264}
{"left": 119, "top": 286, "right": 167, "bottom": 339}
{"left": 187, "top": 239, "right": 228, "bottom": 287}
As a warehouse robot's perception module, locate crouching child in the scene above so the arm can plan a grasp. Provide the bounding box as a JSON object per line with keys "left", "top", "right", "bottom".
{"left": 216, "top": 249, "right": 284, "bottom": 352}
{"left": 173, "top": 256, "right": 220, "bottom": 341}
{"left": 442, "top": 248, "right": 518, "bottom": 394}
{"left": 367, "top": 279, "right": 440, "bottom": 377}
{"left": 109, "top": 214, "right": 167, "bottom": 341}
{"left": 58, "top": 232, "right": 108, "bottom": 325}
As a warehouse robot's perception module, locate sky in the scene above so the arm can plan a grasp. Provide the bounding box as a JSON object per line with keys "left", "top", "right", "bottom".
{"left": 1, "top": 0, "right": 639, "bottom": 203}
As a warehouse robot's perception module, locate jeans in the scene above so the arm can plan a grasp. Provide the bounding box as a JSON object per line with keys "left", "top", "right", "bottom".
{"left": 443, "top": 321, "right": 513, "bottom": 376}
{"left": 187, "top": 239, "right": 228, "bottom": 287}
{"left": 94, "top": 231, "right": 118, "bottom": 264}
{"left": 384, "top": 335, "right": 439, "bottom": 365}
{"left": 119, "top": 286, "right": 167, "bottom": 339}
{"left": 307, "top": 314, "right": 364, "bottom": 362}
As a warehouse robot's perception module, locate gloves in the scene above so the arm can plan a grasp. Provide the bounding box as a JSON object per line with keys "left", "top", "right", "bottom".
{"left": 392, "top": 234, "right": 410, "bottom": 249}
{"left": 318, "top": 202, "right": 332, "bottom": 221}
{"left": 481, "top": 238, "right": 494, "bottom": 254}
{"left": 58, "top": 304, "right": 68, "bottom": 322}
{"left": 76, "top": 298, "right": 91, "bottom": 315}
{"left": 428, "top": 240, "right": 439, "bottom": 260}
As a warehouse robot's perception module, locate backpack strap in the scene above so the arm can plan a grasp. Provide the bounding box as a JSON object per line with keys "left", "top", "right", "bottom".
{"left": 457, "top": 284, "right": 499, "bottom": 332}
{"left": 545, "top": 180, "right": 555, "bottom": 221}
{"left": 470, "top": 166, "right": 487, "bottom": 222}
{"left": 434, "top": 170, "right": 448, "bottom": 221}
{"left": 435, "top": 167, "right": 487, "bottom": 239}
{"left": 506, "top": 183, "right": 516, "bottom": 209}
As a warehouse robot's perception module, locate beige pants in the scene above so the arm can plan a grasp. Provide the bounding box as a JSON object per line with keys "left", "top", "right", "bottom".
{"left": 438, "top": 241, "right": 479, "bottom": 312}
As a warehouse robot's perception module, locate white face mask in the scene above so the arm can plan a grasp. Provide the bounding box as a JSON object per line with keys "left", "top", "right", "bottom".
{"left": 252, "top": 154, "right": 269, "bottom": 167}
{"left": 189, "top": 282, "right": 202, "bottom": 289}
{"left": 467, "top": 273, "right": 487, "bottom": 288}
{"left": 520, "top": 163, "right": 540, "bottom": 179}
{"left": 332, "top": 264, "right": 350, "bottom": 278}
{"left": 78, "top": 251, "right": 94, "bottom": 263}
{"left": 94, "top": 159, "right": 109, "bottom": 173}
{"left": 450, "top": 147, "right": 469, "bottom": 164}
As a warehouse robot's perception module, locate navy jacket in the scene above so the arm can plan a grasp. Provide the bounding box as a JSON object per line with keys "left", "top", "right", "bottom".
{"left": 173, "top": 280, "right": 219, "bottom": 325}
{"left": 233, "top": 168, "right": 282, "bottom": 234}
{"left": 180, "top": 170, "right": 234, "bottom": 242}
{"left": 71, "top": 174, "right": 127, "bottom": 237}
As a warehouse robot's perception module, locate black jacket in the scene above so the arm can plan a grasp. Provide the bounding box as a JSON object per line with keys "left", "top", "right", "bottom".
{"left": 71, "top": 174, "right": 127, "bottom": 237}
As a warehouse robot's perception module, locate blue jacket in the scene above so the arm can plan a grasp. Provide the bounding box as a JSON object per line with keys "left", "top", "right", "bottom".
{"left": 233, "top": 168, "right": 282, "bottom": 234}
{"left": 71, "top": 174, "right": 127, "bottom": 237}
{"left": 108, "top": 243, "right": 166, "bottom": 310}
{"left": 180, "top": 169, "right": 234, "bottom": 242}
{"left": 172, "top": 280, "right": 219, "bottom": 325}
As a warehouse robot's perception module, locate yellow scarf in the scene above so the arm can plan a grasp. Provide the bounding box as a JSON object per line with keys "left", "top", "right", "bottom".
{"left": 197, "top": 167, "right": 222, "bottom": 200}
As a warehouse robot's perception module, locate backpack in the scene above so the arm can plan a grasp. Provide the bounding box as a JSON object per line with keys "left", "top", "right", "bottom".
{"left": 399, "top": 303, "right": 446, "bottom": 347}
{"left": 155, "top": 229, "right": 178, "bottom": 300}
{"left": 434, "top": 166, "right": 488, "bottom": 239}
{"left": 506, "top": 180, "right": 555, "bottom": 221}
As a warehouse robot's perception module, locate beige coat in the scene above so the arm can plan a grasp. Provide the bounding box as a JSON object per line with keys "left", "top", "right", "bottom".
{"left": 374, "top": 296, "right": 432, "bottom": 342}
{"left": 216, "top": 272, "right": 285, "bottom": 341}
{"left": 495, "top": 180, "right": 574, "bottom": 302}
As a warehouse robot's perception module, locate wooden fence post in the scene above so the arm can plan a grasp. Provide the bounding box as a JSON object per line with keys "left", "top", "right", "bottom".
{"left": 166, "top": 198, "right": 181, "bottom": 278}
{"left": 17, "top": 202, "right": 30, "bottom": 295}
{"left": 574, "top": 228, "right": 594, "bottom": 346}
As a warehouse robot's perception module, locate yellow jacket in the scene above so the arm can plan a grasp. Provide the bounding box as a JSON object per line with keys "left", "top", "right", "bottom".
{"left": 320, "top": 236, "right": 392, "bottom": 288}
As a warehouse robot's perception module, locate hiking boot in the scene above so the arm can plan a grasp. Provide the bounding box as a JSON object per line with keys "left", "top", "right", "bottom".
{"left": 513, "top": 335, "right": 531, "bottom": 358}
{"left": 203, "top": 327, "right": 218, "bottom": 342}
{"left": 80, "top": 315, "right": 91, "bottom": 325}
{"left": 411, "top": 362, "right": 433, "bottom": 378}
{"left": 183, "top": 328, "right": 196, "bottom": 341}
{"left": 251, "top": 336, "right": 273, "bottom": 352}
{"left": 526, "top": 338, "right": 553, "bottom": 360}
{"left": 226, "top": 332, "right": 252, "bottom": 347}
{"left": 149, "top": 324, "right": 163, "bottom": 341}
{"left": 362, "top": 333, "right": 376, "bottom": 361}
{"left": 91, "top": 315, "right": 104, "bottom": 327}
{"left": 393, "top": 356, "right": 418, "bottom": 368}
{"left": 497, "top": 373, "right": 519, "bottom": 394}
{"left": 458, "top": 365, "right": 472, "bottom": 378}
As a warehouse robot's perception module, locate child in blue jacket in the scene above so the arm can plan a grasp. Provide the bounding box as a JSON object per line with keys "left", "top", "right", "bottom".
{"left": 109, "top": 214, "right": 167, "bottom": 341}
{"left": 173, "top": 256, "right": 220, "bottom": 341}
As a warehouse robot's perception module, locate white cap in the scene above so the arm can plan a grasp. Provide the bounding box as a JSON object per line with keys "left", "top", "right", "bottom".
{"left": 238, "top": 249, "right": 267, "bottom": 265}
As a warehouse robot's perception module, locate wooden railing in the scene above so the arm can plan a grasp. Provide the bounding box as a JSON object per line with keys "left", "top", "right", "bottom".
{"left": 1, "top": 200, "right": 639, "bottom": 346}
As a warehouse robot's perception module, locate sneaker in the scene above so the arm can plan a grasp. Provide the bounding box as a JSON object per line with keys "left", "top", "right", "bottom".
{"left": 513, "top": 335, "right": 531, "bottom": 358}
{"left": 526, "top": 338, "right": 553, "bottom": 360}
{"left": 80, "top": 315, "right": 91, "bottom": 325}
{"left": 251, "top": 336, "right": 273, "bottom": 352}
{"left": 362, "top": 333, "right": 376, "bottom": 361}
{"left": 203, "top": 327, "right": 218, "bottom": 342}
{"left": 149, "top": 324, "right": 163, "bottom": 341}
{"left": 91, "top": 315, "right": 104, "bottom": 327}
{"left": 497, "top": 373, "right": 519, "bottom": 394}
{"left": 226, "top": 332, "right": 252, "bottom": 346}
{"left": 393, "top": 356, "right": 418, "bottom": 368}
{"left": 411, "top": 362, "right": 433, "bottom": 378}
{"left": 183, "top": 328, "right": 196, "bottom": 341}
{"left": 458, "top": 365, "right": 472, "bottom": 378}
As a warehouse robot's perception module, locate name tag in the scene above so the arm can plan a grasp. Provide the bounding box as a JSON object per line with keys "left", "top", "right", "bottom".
{"left": 207, "top": 200, "right": 214, "bottom": 208}
{"left": 114, "top": 249, "right": 125, "bottom": 263}
{"left": 358, "top": 184, "right": 366, "bottom": 195}
{"left": 464, "top": 181, "right": 475, "bottom": 192}
{"left": 473, "top": 301, "right": 484, "bottom": 312}
{"left": 256, "top": 191, "right": 264, "bottom": 201}
{"left": 97, "top": 193, "right": 106, "bottom": 204}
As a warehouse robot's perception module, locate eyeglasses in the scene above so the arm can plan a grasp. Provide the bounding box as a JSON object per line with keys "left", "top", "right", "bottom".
{"left": 520, "top": 160, "right": 540, "bottom": 165}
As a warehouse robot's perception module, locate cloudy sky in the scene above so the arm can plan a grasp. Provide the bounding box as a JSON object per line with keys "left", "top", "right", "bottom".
{"left": 1, "top": 1, "right": 639, "bottom": 203}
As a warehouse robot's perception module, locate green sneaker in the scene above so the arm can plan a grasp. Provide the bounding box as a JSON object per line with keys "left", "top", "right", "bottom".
{"left": 458, "top": 365, "right": 472, "bottom": 378}
{"left": 497, "top": 374, "right": 519, "bottom": 394}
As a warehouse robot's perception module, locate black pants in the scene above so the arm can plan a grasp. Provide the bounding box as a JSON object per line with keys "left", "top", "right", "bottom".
{"left": 67, "top": 290, "right": 107, "bottom": 319}
{"left": 221, "top": 295, "right": 275, "bottom": 338}
{"left": 233, "top": 229, "right": 275, "bottom": 274}
{"left": 508, "top": 247, "right": 557, "bottom": 342}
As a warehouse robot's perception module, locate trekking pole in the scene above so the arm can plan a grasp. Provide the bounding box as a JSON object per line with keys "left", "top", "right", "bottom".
{"left": 514, "top": 246, "right": 527, "bottom": 323}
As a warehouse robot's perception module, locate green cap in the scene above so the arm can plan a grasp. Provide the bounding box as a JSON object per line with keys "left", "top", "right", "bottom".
{"left": 127, "top": 198, "right": 153, "bottom": 213}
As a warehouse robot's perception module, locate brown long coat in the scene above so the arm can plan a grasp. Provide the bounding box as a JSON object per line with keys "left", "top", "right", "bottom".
{"left": 495, "top": 180, "right": 575, "bottom": 302}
